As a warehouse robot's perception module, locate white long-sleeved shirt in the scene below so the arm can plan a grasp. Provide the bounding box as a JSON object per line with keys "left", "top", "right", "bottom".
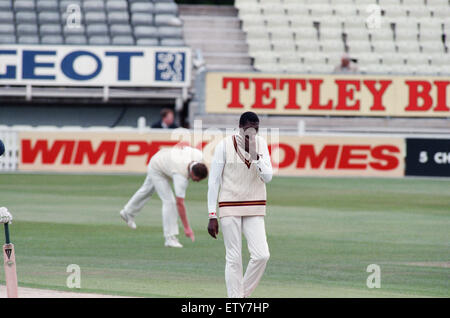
{"left": 149, "top": 146, "right": 203, "bottom": 198}
{"left": 207, "top": 136, "right": 273, "bottom": 216}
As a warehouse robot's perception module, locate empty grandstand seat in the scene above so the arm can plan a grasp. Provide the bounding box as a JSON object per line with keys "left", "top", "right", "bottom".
{"left": 110, "top": 24, "right": 132, "bottom": 36}
{"left": 345, "top": 29, "right": 369, "bottom": 41}
{"left": 83, "top": 1, "right": 105, "bottom": 12}
{"left": 418, "top": 18, "right": 443, "bottom": 32}
{"left": 334, "top": 4, "right": 358, "bottom": 17}
{"left": 0, "top": 0, "right": 12, "bottom": 10}
{"left": 155, "top": 14, "right": 179, "bottom": 26}
{"left": 296, "top": 41, "right": 321, "bottom": 53}
{"left": 89, "top": 36, "right": 111, "bottom": 45}
{"left": 404, "top": 0, "right": 426, "bottom": 5}
{"left": 157, "top": 26, "right": 183, "bottom": 39}
{"left": 247, "top": 39, "right": 271, "bottom": 56}
{"left": 0, "top": 11, "right": 14, "bottom": 23}
{"left": 355, "top": 53, "right": 381, "bottom": 66}
{"left": 319, "top": 16, "right": 343, "bottom": 29}
{"left": 85, "top": 12, "right": 107, "bottom": 24}
{"left": 0, "top": 23, "right": 15, "bottom": 34}
{"left": 395, "top": 28, "right": 418, "bottom": 41}
{"left": 137, "top": 38, "right": 159, "bottom": 46}
{"left": 17, "top": 24, "right": 38, "bottom": 35}
{"left": 87, "top": 24, "right": 109, "bottom": 36}
{"left": 307, "top": 3, "right": 333, "bottom": 16}
{"left": 320, "top": 39, "right": 345, "bottom": 52}
{"left": 279, "top": 53, "right": 300, "bottom": 64}
{"left": 292, "top": 27, "right": 317, "bottom": 41}
{"left": 320, "top": 27, "right": 343, "bottom": 41}
{"left": 60, "top": 0, "right": 81, "bottom": 12}
{"left": 285, "top": 3, "right": 308, "bottom": 16}
{"left": 407, "top": 5, "right": 431, "bottom": 19}
{"left": 107, "top": 0, "right": 128, "bottom": 12}
{"left": 65, "top": 35, "right": 87, "bottom": 44}
{"left": 269, "top": 27, "right": 294, "bottom": 41}
{"left": 112, "top": 35, "right": 135, "bottom": 45}
{"left": 131, "top": 13, "right": 154, "bottom": 25}
{"left": 303, "top": 53, "right": 328, "bottom": 66}
{"left": 342, "top": 17, "right": 366, "bottom": 30}
{"left": 108, "top": 12, "right": 130, "bottom": 24}
{"left": 382, "top": 5, "right": 407, "bottom": 18}
{"left": 369, "top": 28, "right": 394, "bottom": 42}
{"left": 347, "top": 40, "right": 372, "bottom": 54}
{"left": 134, "top": 26, "right": 158, "bottom": 38}
{"left": 155, "top": 2, "right": 178, "bottom": 15}
{"left": 16, "top": 11, "right": 37, "bottom": 23}
{"left": 271, "top": 39, "right": 296, "bottom": 52}
{"left": 131, "top": 2, "right": 154, "bottom": 13}
{"left": 420, "top": 41, "right": 445, "bottom": 54}
{"left": 396, "top": 41, "right": 421, "bottom": 54}
{"left": 0, "top": 35, "right": 16, "bottom": 44}
{"left": 38, "top": 12, "right": 60, "bottom": 23}
{"left": 41, "top": 35, "right": 64, "bottom": 44}
{"left": 406, "top": 53, "right": 429, "bottom": 66}
{"left": 160, "top": 38, "right": 185, "bottom": 47}
{"left": 420, "top": 31, "right": 443, "bottom": 42}
{"left": 14, "top": 0, "right": 35, "bottom": 11}
{"left": 63, "top": 25, "right": 85, "bottom": 35}
{"left": 382, "top": 54, "right": 405, "bottom": 65}
{"left": 40, "top": 24, "right": 62, "bottom": 35}
{"left": 18, "top": 35, "right": 39, "bottom": 44}
{"left": 36, "top": 0, "right": 58, "bottom": 12}
{"left": 429, "top": 53, "right": 448, "bottom": 66}
{"left": 372, "top": 40, "right": 397, "bottom": 53}
{"left": 245, "top": 26, "right": 270, "bottom": 41}
{"left": 261, "top": 3, "right": 286, "bottom": 18}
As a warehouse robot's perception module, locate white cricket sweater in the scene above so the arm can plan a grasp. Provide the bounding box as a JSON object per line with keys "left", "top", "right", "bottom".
{"left": 208, "top": 134, "right": 273, "bottom": 218}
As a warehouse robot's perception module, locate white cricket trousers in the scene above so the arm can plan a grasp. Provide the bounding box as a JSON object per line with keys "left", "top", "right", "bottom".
{"left": 220, "top": 216, "right": 270, "bottom": 298}
{"left": 123, "top": 167, "right": 179, "bottom": 238}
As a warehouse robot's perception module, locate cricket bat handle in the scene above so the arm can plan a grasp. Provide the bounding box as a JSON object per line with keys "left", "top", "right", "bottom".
{"left": 3, "top": 243, "right": 18, "bottom": 298}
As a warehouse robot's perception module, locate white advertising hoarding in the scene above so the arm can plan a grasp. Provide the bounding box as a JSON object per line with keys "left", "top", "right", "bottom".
{"left": 0, "top": 45, "right": 191, "bottom": 87}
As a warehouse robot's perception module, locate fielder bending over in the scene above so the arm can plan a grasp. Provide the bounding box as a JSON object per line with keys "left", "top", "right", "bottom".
{"left": 120, "top": 145, "right": 208, "bottom": 248}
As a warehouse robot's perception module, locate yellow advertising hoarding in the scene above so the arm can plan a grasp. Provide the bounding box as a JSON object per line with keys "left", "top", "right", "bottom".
{"left": 205, "top": 72, "right": 450, "bottom": 117}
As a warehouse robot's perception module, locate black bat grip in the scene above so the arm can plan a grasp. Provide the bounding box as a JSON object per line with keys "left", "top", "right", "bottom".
{"left": 4, "top": 223, "right": 10, "bottom": 244}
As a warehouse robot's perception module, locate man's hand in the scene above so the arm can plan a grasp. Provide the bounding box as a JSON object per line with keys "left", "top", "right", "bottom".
{"left": 184, "top": 227, "right": 195, "bottom": 242}
{"left": 176, "top": 197, "right": 196, "bottom": 242}
{"left": 238, "top": 127, "right": 259, "bottom": 162}
{"left": 207, "top": 218, "right": 219, "bottom": 239}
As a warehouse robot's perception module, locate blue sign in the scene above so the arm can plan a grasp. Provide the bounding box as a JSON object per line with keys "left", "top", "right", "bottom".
{"left": 155, "top": 51, "right": 186, "bottom": 83}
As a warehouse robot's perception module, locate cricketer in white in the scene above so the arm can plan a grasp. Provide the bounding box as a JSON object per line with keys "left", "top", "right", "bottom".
{"left": 207, "top": 112, "right": 273, "bottom": 298}
{"left": 120, "top": 146, "right": 208, "bottom": 248}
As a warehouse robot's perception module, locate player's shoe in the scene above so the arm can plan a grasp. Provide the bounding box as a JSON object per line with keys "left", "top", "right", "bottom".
{"left": 120, "top": 210, "right": 137, "bottom": 230}
{"left": 164, "top": 236, "right": 183, "bottom": 248}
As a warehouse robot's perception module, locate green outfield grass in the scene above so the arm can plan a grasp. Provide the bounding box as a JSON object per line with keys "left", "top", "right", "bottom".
{"left": 0, "top": 173, "right": 449, "bottom": 297}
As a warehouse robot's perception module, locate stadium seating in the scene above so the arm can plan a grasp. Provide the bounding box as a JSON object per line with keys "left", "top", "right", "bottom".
{"left": 0, "top": 0, "right": 185, "bottom": 46}
{"left": 236, "top": 0, "right": 450, "bottom": 75}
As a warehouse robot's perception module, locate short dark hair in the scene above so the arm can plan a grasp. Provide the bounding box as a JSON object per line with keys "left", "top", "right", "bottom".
{"left": 160, "top": 108, "right": 173, "bottom": 119}
{"left": 192, "top": 163, "right": 208, "bottom": 180}
{"left": 239, "top": 111, "right": 259, "bottom": 127}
